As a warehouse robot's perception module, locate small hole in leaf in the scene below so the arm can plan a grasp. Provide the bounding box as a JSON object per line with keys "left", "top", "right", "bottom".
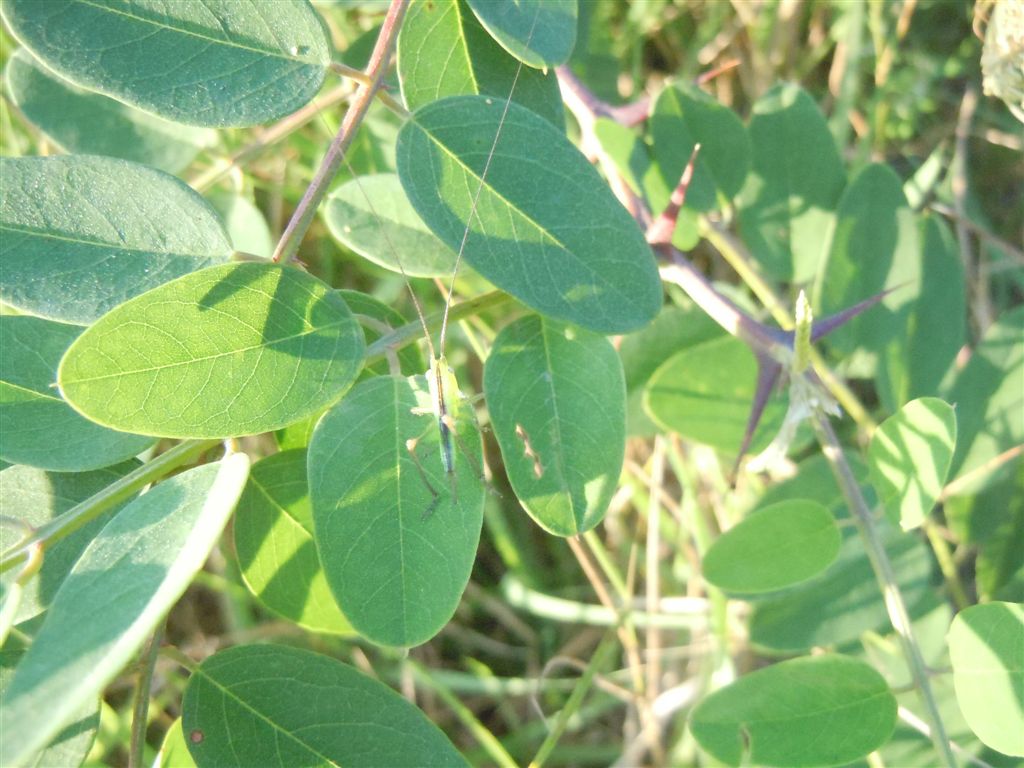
{"left": 190, "top": 729, "right": 204, "bottom": 744}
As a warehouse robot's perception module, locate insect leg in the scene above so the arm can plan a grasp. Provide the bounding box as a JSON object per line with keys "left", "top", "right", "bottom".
{"left": 405, "top": 437, "right": 442, "bottom": 520}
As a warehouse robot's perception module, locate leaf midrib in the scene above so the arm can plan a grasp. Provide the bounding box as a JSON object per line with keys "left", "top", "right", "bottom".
{"left": 0, "top": 222, "right": 229, "bottom": 261}
{"left": 189, "top": 664, "right": 343, "bottom": 768}
{"left": 74, "top": 0, "right": 322, "bottom": 64}
{"left": 61, "top": 318, "right": 349, "bottom": 386}
{"left": 412, "top": 110, "right": 643, "bottom": 310}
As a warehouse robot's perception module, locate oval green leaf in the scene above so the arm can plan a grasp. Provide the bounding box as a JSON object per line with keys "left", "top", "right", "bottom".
{"left": 736, "top": 83, "right": 845, "bottom": 281}
{"left": 902, "top": 216, "right": 965, "bottom": 401}
{"left": 466, "top": 0, "right": 577, "bottom": 67}
{"left": 0, "top": 155, "right": 232, "bottom": 325}
{"left": 234, "top": 450, "right": 352, "bottom": 634}
{"left": 484, "top": 315, "right": 625, "bottom": 536}
{"left": 648, "top": 82, "right": 751, "bottom": 212}
{"left": 815, "top": 163, "right": 921, "bottom": 410}
{"left": 868, "top": 397, "right": 956, "bottom": 531}
{"left": 0, "top": 315, "right": 155, "bottom": 471}
{"left": 5, "top": 48, "right": 217, "bottom": 174}
{"left": 644, "top": 335, "right": 786, "bottom": 455}
{"left": 182, "top": 644, "right": 467, "bottom": 767}
{"left": 703, "top": 500, "right": 840, "bottom": 593}
{"left": 58, "top": 263, "right": 365, "bottom": 438}
{"left": 397, "top": 95, "right": 662, "bottom": 334}
{"left": 1, "top": 0, "right": 330, "bottom": 127}
{"left": 309, "top": 375, "right": 484, "bottom": 647}
{"left": 0, "top": 460, "right": 140, "bottom": 624}
{"left": 398, "top": 0, "right": 563, "bottom": 126}
{"left": 323, "top": 173, "right": 458, "bottom": 278}
{"left": 690, "top": 654, "right": 897, "bottom": 767}
{"left": 948, "top": 601, "right": 1024, "bottom": 757}
{"left": 0, "top": 454, "right": 250, "bottom": 766}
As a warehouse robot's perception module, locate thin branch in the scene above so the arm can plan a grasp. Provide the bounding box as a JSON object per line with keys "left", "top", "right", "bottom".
{"left": 930, "top": 202, "right": 1024, "bottom": 265}
{"left": 815, "top": 416, "right": 956, "bottom": 768}
{"left": 0, "top": 439, "right": 221, "bottom": 573}
{"left": 272, "top": 0, "right": 408, "bottom": 264}
{"left": 187, "top": 83, "right": 353, "bottom": 193}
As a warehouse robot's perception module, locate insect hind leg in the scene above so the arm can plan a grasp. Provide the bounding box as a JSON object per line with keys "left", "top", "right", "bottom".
{"left": 405, "top": 436, "right": 442, "bottom": 520}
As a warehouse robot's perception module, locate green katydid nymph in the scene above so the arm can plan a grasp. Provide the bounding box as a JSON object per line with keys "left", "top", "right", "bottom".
{"left": 340, "top": 11, "right": 540, "bottom": 517}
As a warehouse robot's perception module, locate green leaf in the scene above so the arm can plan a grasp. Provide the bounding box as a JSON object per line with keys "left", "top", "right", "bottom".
{"left": 1, "top": 0, "right": 330, "bottom": 127}
{"left": 644, "top": 335, "right": 786, "bottom": 455}
{"left": 182, "top": 644, "right": 467, "bottom": 767}
{"left": 272, "top": 290, "right": 424, "bottom": 452}
{"left": 0, "top": 454, "right": 250, "bottom": 765}
{"left": 0, "top": 316, "right": 155, "bottom": 471}
{"left": 58, "top": 262, "right": 365, "bottom": 439}
{"left": 465, "top": 0, "right": 577, "bottom": 68}
{"left": 0, "top": 460, "right": 140, "bottom": 624}
{"left": 4, "top": 48, "right": 216, "bottom": 174}
{"left": 484, "top": 315, "right": 625, "bottom": 536}
{"left": 323, "top": 173, "right": 458, "bottom": 278}
{"left": 234, "top": 450, "right": 352, "bottom": 635}
{"left": 737, "top": 83, "right": 845, "bottom": 281}
{"left": 947, "top": 306, "right": 1024, "bottom": 492}
{"left": 620, "top": 302, "right": 723, "bottom": 393}
{"left": 0, "top": 651, "right": 98, "bottom": 768}
{"left": 648, "top": 82, "right": 751, "bottom": 212}
{"left": 749, "top": 524, "right": 933, "bottom": 652}
{"left": 619, "top": 300, "right": 723, "bottom": 436}
{"left": 308, "top": 376, "right": 484, "bottom": 647}
{"left": 398, "top": 0, "right": 563, "bottom": 127}
{"left": 868, "top": 397, "right": 957, "bottom": 531}
{"left": 690, "top": 655, "right": 897, "bottom": 767}
{"left": 703, "top": 500, "right": 841, "bottom": 593}
{"left": 397, "top": 96, "right": 662, "bottom": 334}
{"left": 948, "top": 602, "right": 1024, "bottom": 757}
{"left": 0, "top": 155, "right": 232, "bottom": 325}
{"left": 902, "top": 215, "right": 966, "bottom": 401}
{"left": 206, "top": 191, "right": 273, "bottom": 259}
{"left": 815, "top": 163, "right": 923, "bottom": 409}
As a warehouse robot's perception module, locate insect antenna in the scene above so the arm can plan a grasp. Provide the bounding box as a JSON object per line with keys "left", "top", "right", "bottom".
{"left": 437, "top": 10, "right": 540, "bottom": 355}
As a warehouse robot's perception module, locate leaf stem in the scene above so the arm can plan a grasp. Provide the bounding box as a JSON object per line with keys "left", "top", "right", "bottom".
{"left": 0, "top": 439, "right": 221, "bottom": 574}
{"left": 813, "top": 415, "right": 956, "bottom": 768}
{"left": 272, "top": 0, "right": 408, "bottom": 264}
{"left": 922, "top": 521, "right": 970, "bottom": 611}
{"left": 364, "top": 290, "right": 512, "bottom": 363}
